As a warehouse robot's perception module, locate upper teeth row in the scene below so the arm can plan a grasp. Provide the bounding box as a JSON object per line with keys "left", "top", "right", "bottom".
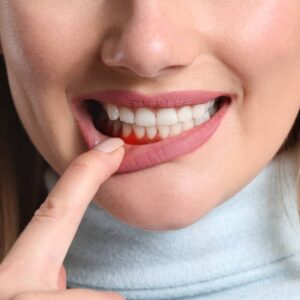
{"left": 103, "top": 100, "right": 216, "bottom": 127}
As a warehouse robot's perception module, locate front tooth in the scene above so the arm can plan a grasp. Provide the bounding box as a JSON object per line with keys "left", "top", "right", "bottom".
{"left": 192, "top": 103, "right": 207, "bottom": 119}
{"left": 107, "top": 104, "right": 119, "bottom": 120}
{"left": 156, "top": 108, "right": 178, "bottom": 126}
{"left": 135, "top": 108, "right": 156, "bottom": 126}
{"left": 119, "top": 106, "right": 135, "bottom": 124}
{"left": 177, "top": 106, "right": 193, "bottom": 122}
{"left": 158, "top": 125, "right": 170, "bottom": 139}
{"left": 133, "top": 125, "right": 145, "bottom": 139}
{"left": 122, "top": 123, "right": 132, "bottom": 137}
{"left": 182, "top": 120, "right": 194, "bottom": 131}
{"left": 170, "top": 123, "right": 182, "bottom": 137}
{"left": 146, "top": 126, "right": 157, "bottom": 139}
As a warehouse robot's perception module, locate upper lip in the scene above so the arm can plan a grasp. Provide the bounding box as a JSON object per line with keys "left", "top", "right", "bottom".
{"left": 72, "top": 89, "right": 233, "bottom": 109}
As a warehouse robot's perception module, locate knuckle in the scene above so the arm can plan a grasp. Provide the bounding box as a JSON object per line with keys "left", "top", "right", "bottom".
{"left": 32, "top": 196, "right": 63, "bottom": 222}
{"left": 71, "top": 158, "right": 91, "bottom": 173}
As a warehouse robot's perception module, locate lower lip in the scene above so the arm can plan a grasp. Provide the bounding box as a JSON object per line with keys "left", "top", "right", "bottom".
{"left": 73, "top": 100, "right": 230, "bottom": 174}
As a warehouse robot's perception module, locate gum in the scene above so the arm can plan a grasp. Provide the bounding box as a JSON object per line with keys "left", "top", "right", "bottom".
{"left": 107, "top": 122, "right": 162, "bottom": 145}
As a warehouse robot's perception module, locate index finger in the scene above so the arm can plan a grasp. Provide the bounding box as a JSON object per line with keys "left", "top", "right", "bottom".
{"left": 1, "top": 138, "right": 125, "bottom": 277}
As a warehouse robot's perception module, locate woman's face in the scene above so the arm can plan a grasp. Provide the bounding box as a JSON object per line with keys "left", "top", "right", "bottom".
{"left": 1, "top": 1, "right": 299, "bottom": 230}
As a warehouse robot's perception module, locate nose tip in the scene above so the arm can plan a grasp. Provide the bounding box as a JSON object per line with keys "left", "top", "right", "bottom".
{"left": 101, "top": 34, "right": 187, "bottom": 78}
{"left": 100, "top": 10, "right": 198, "bottom": 79}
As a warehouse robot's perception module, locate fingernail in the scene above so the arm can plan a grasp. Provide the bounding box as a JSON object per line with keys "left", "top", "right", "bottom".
{"left": 93, "top": 138, "right": 124, "bottom": 153}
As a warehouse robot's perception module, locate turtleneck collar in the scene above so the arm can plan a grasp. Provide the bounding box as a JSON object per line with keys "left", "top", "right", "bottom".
{"left": 44, "top": 149, "right": 300, "bottom": 299}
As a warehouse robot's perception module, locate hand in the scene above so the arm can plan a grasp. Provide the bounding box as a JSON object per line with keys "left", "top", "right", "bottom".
{"left": 0, "top": 138, "right": 126, "bottom": 300}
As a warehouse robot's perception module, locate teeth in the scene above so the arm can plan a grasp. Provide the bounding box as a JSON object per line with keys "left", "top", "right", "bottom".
{"left": 156, "top": 108, "right": 178, "bottom": 126}
{"left": 158, "top": 126, "right": 170, "bottom": 139}
{"left": 177, "top": 106, "right": 193, "bottom": 122}
{"left": 119, "top": 106, "right": 135, "bottom": 124}
{"left": 208, "top": 102, "right": 217, "bottom": 117}
{"left": 113, "top": 120, "right": 122, "bottom": 135}
{"left": 103, "top": 99, "right": 216, "bottom": 126}
{"left": 107, "top": 104, "right": 119, "bottom": 120}
{"left": 99, "top": 97, "right": 224, "bottom": 141}
{"left": 192, "top": 103, "right": 208, "bottom": 119}
{"left": 146, "top": 126, "right": 157, "bottom": 139}
{"left": 182, "top": 120, "right": 194, "bottom": 132}
{"left": 117, "top": 111, "right": 212, "bottom": 140}
{"left": 193, "top": 118, "right": 202, "bottom": 126}
{"left": 135, "top": 107, "right": 156, "bottom": 126}
{"left": 133, "top": 125, "right": 145, "bottom": 139}
{"left": 122, "top": 123, "right": 132, "bottom": 137}
{"left": 202, "top": 111, "right": 211, "bottom": 122}
{"left": 194, "top": 111, "right": 210, "bottom": 126}
{"left": 170, "top": 123, "right": 182, "bottom": 137}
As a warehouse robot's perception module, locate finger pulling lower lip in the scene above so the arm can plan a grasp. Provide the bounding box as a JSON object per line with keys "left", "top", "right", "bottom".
{"left": 71, "top": 93, "right": 231, "bottom": 173}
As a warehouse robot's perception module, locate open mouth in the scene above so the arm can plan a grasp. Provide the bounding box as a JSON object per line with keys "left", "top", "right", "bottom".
{"left": 83, "top": 96, "right": 230, "bottom": 145}
{"left": 71, "top": 90, "right": 232, "bottom": 173}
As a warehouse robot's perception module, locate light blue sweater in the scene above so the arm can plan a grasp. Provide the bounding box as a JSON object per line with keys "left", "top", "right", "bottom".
{"left": 44, "top": 149, "right": 300, "bottom": 299}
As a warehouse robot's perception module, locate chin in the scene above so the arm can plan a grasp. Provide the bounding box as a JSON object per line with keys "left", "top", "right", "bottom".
{"left": 93, "top": 189, "right": 212, "bottom": 231}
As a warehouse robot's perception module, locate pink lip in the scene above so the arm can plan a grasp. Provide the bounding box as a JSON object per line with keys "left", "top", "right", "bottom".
{"left": 73, "top": 89, "right": 232, "bottom": 108}
{"left": 70, "top": 90, "right": 232, "bottom": 173}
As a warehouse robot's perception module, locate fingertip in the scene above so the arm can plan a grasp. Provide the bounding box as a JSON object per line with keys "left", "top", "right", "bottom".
{"left": 92, "top": 138, "right": 125, "bottom": 166}
{"left": 90, "top": 142, "right": 125, "bottom": 170}
{"left": 93, "top": 137, "right": 124, "bottom": 153}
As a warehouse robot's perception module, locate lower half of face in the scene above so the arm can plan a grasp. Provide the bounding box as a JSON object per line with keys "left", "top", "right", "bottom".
{"left": 2, "top": 1, "right": 300, "bottom": 230}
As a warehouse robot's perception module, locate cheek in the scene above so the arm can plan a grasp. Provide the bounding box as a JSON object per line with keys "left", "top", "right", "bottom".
{"left": 1, "top": 4, "right": 95, "bottom": 88}
{"left": 0, "top": 4, "right": 96, "bottom": 168}
{"left": 228, "top": 2, "right": 300, "bottom": 73}
{"left": 214, "top": 1, "right": 300, "bottom": 128}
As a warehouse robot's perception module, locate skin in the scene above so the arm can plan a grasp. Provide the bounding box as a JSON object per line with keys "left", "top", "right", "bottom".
{"left": 0, "top": 0, "right": 300, "bottom": 231}
{"left": 0, "top": 144, "right": 126, "bottom": 298}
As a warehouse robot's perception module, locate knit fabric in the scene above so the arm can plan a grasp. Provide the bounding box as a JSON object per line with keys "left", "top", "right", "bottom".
{"left": 44, "top": 149, "right": 300, "bottom": 299}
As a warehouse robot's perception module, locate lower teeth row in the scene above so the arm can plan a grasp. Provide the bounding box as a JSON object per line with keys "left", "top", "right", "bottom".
{"left": 108, "top": 110, "right": 213, "bottom": 140}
